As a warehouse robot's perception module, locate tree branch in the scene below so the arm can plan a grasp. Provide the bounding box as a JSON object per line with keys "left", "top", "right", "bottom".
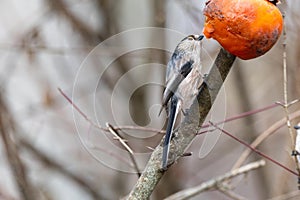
{"left": 127, "top": 48, "right": 236, "bottom": 199}
{"left": 232, "top": 109, "right": 300, "bottom": 170}
{"left": 164, "top": 160, "right": 265, "bottom": 200}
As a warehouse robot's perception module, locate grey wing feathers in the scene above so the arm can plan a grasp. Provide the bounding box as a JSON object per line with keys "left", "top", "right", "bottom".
{"left": 162, "top": 58, "right": 194, "bottom": 108}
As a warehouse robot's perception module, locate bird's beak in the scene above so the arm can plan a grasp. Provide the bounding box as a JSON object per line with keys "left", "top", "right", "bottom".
{"left": 197, "top": 35, "right": 204, "bottom": 41}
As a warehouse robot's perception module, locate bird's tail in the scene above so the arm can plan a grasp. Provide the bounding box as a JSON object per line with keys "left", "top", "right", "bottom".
{"left": 162, "top": 96, "right": 179, "bottom": 170}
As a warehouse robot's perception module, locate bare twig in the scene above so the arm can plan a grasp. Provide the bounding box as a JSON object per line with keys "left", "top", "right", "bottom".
{"left": 59, "top": 85, "right": 300, "bottom": 179}
{"left": 59, "top": 86, "right": 289, "bottom": 137}
{"left": 85, "top": 123, "right": 138, "bottom": 169}
{"left": 210, "top": 122, "right": 298, "bottom": 176}
{"left": 121, "top": 101, "right": 282, "bottom": 135}
{"left": 232, "top": 109, "right": 300, "bottom": 170}
{"left": 163, "top": 160, "right": 265, "bottom": 200}
{"left": 199, "top": 102, "right": 281, "bottom": 133}
{"left": 281, "top": 14, "right": 300, "bottom": 176}
{"left": 59, "top": 88, "right": 144, "bottom": 176}
{"left": 114, "top": 125, "right": 164, "bottom": 134}
{"left": 282, "top": 16, "right": 293, "bottom": 144}
{"left": 106, "top": 123, "right": 141, "bottom": 177}
{"left": 106, "top": 123, "right": 133, "bottom": 154}
{"left": 276, "top": 99, "right": 300, "bottom": 108}
{"left": 58, "top": 88, "right": 165, "bottom": 134}
{"left": 58, "top": 88, "right": 100, "bottom": 127}
{"left": 127, "top": 48, "right": 236, "bottom": 199}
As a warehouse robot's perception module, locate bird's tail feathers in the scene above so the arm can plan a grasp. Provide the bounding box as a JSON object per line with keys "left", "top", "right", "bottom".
{"left": 162, "top": 96, "right": 180, "bottom": 170}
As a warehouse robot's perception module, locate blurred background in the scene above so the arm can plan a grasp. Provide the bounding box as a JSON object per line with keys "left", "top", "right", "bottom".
{"left": 0, "top": 0, "right": 300, "bottom": 199}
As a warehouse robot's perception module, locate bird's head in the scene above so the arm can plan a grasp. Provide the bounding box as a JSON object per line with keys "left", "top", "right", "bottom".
{"left": 176, "top": 35, "right": 204, "bottom": 54}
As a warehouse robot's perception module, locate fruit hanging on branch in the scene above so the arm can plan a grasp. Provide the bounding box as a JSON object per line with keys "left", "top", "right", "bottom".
{"left": 203, "top": 0, "right": 283, "bottom": 60}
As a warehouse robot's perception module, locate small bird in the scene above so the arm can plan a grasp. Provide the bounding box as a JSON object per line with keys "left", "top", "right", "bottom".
{"left": 161, "top": 34, "right": 204, "bottom": 169}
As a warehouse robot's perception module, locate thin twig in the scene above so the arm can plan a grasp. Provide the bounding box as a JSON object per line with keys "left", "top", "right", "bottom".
{"left": 199, "top": 102, "right": 280, "bottom": 133}
{"left": 85, "top": 123, "right": 137, "bottom": 169}
{"left": 163, "top": 160, "right": 265, "bottom": 200}
{"left": 57, "top": 89, "right": 143, "bottom": 175}
{"left": 282, "top": 16, "right": 293, "bottom": 144}
{"left": 59, "top": 85, "right": 300, "bottom": 178}
{"left": 106, "top": 123, "right": 141, "bottom": 177}
{"left": 58, "top": 88, "right": 166, "bottom": 134}
{"left": 276, "top": 99, "right": 300, "bottom": 108}
{"left": 106, "top": 123, "right": 133, "bottom": 154}
{"left": 232, "top": 109, "right": 300, "bottom": 170}
{"left": 58, "top": 88, "right": 104, "bottom": 130}
{"left": 107, "top": 101, "right": 295, "bottom": 134}
{"left": 114, "top": 125, "right": 164, "bottom": 134}
{"left": 59, "top": 86, "right": 290, "bottom": 137}
{"left": 109, "top": 100, "right": 297, "bottom": 135}
{"left": 58, "top": 89, "right": 143, "bottom": 172}
{"left": 210, "top": 122, "right": 298, "bottom": 176}
{"left": 281, "top": 14, "right": 300, "bottom": 176}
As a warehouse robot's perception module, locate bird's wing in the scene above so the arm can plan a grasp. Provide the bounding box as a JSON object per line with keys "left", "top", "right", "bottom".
{"left": 161, "top": 57, "right": 194, "bottom": 108}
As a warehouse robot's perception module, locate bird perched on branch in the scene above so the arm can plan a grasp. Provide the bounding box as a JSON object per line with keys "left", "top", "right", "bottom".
{"left": 161, "top": 34, "right": 204, "bottom": 170}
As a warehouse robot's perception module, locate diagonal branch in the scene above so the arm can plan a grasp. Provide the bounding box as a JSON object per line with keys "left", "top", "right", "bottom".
{"left": 106, "top": 123, "right": 133, "bottom": 154}
{"left": 127, "top": 48, "right": 236, "bottom": 199}
{"left": 106, "top": 123, "right": 141, "bottom": 177}
{"left": 211, "top": 122, "right": 298, "bottom": 176}
{"left": 232, "top": 109, "right": 300, "bottom": 170}
{"left": 164, "top": 160, "right": 265, "bottom": 200}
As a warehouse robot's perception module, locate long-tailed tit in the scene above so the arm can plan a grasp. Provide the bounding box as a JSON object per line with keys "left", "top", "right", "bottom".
{"left": 161, "top": 34, "right": 204, "bottom": 169}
